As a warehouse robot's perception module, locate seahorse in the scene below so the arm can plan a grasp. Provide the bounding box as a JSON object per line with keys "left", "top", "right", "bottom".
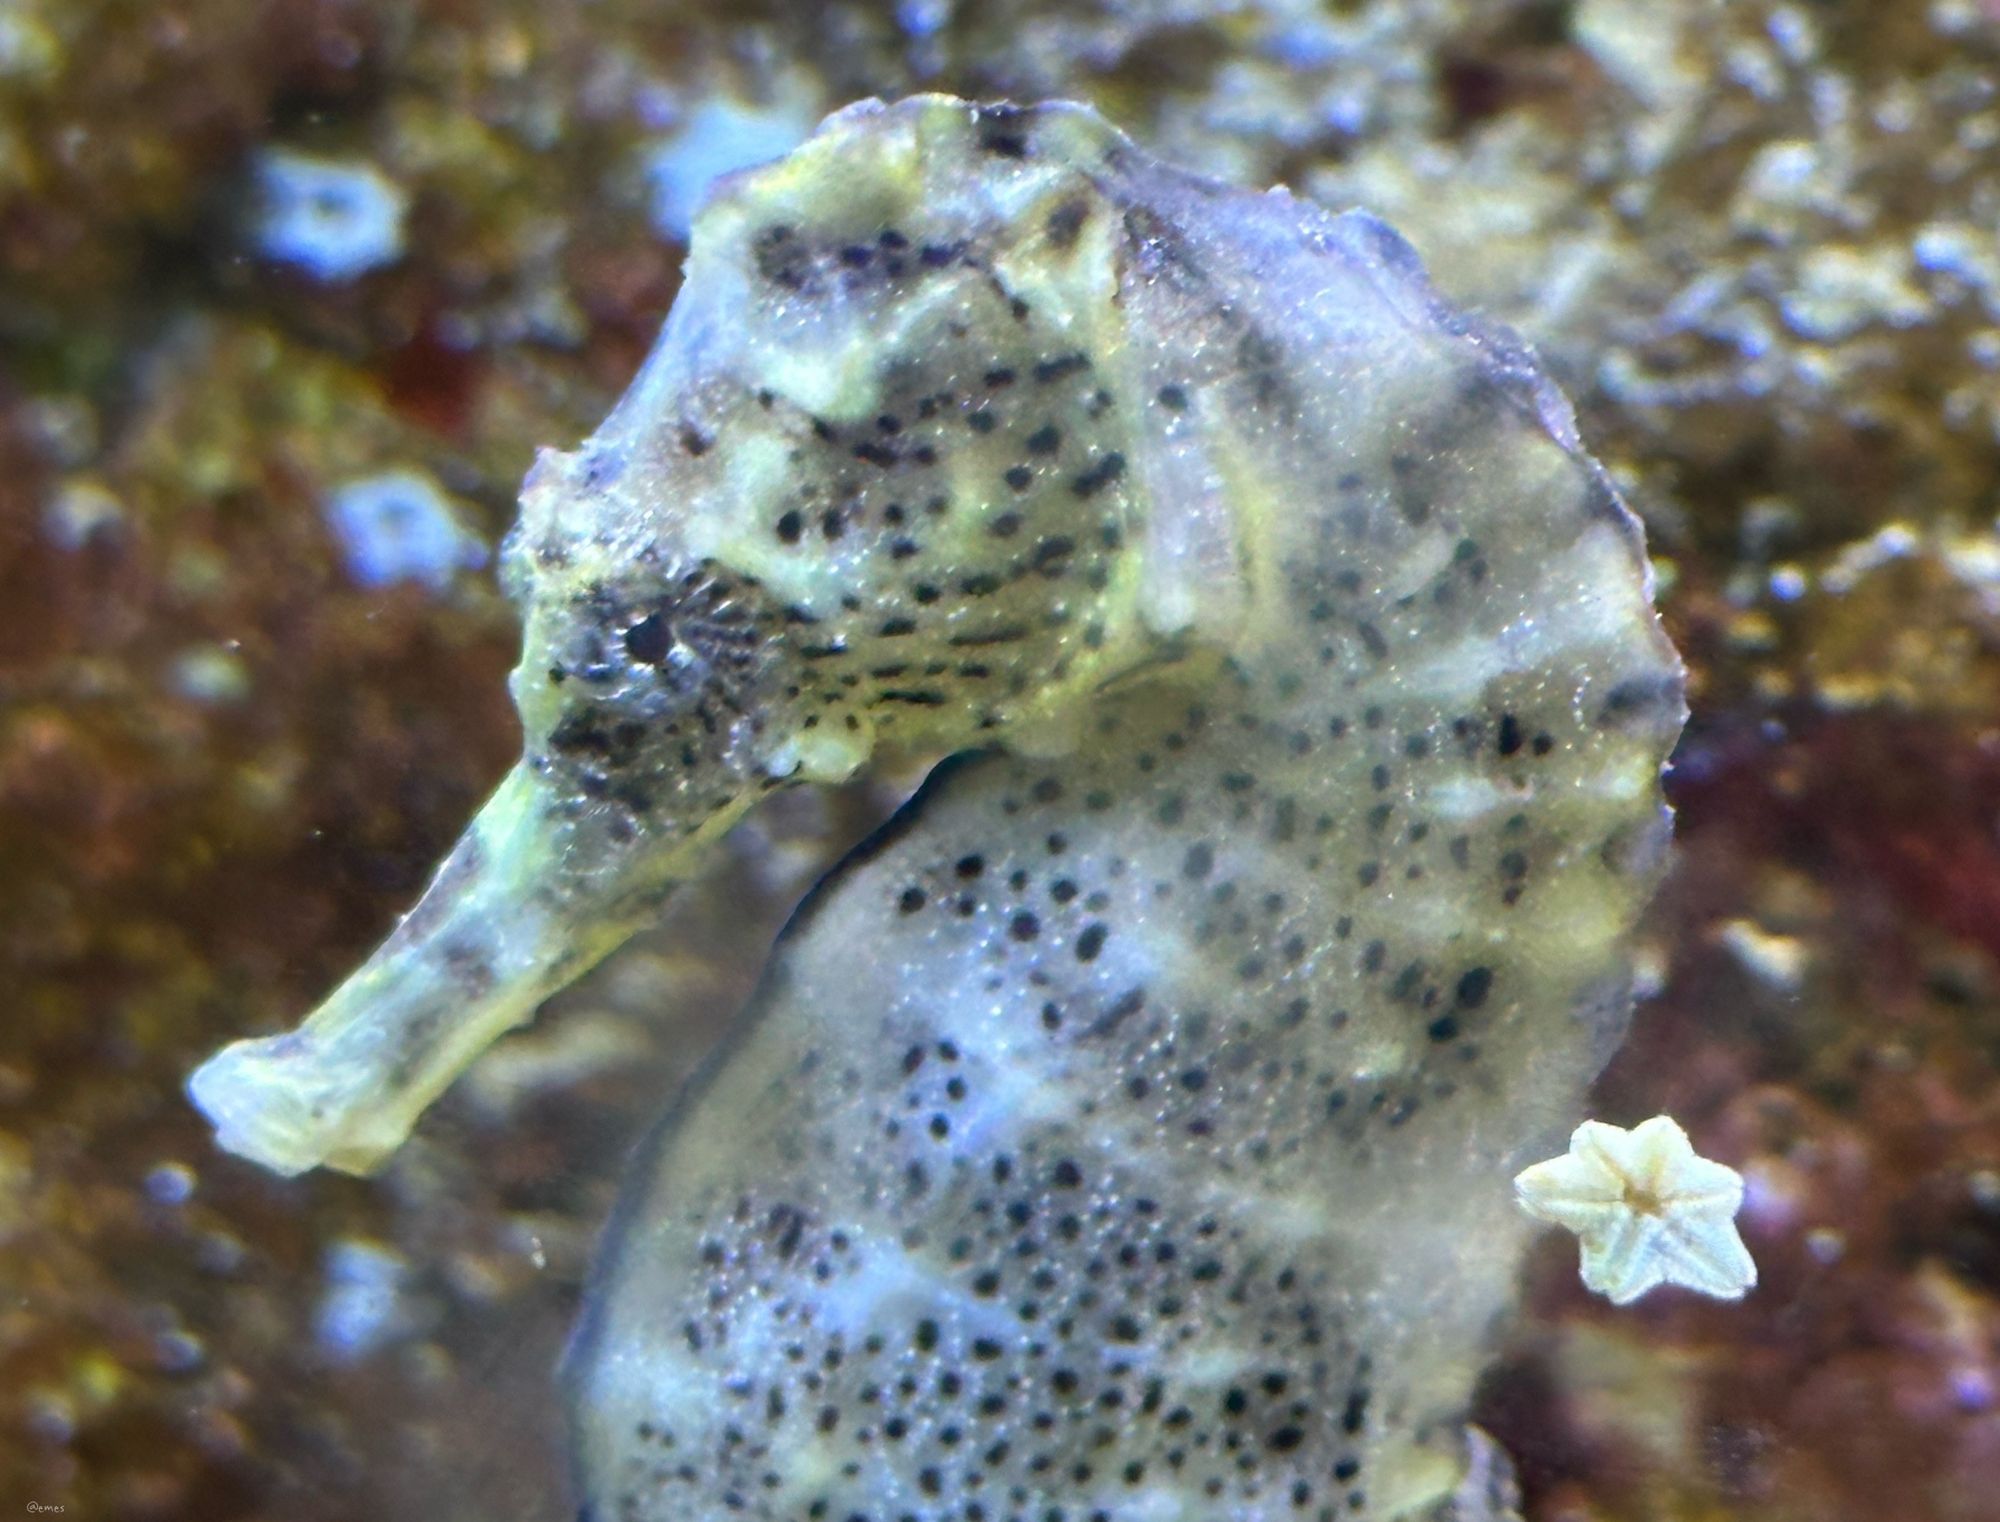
{"left": 188, "top": 97, "right": 1683, "bottom": 1520}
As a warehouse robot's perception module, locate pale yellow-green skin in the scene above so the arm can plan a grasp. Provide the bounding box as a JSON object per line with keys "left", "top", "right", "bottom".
{"left": 190, "top": 98, "right": 1682, "bottom": 1521}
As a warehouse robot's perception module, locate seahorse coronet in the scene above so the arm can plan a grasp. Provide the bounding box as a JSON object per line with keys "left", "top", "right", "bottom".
{"left": 188, "top": 95, "right": 1685, "bottom": 1521}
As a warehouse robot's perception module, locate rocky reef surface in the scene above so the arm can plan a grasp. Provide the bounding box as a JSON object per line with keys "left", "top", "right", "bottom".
{"left": 3, "top": 3, "right": 1998, "bottom": 1520}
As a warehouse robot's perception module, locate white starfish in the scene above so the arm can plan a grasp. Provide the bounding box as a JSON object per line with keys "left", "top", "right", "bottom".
{"left": 1513, "top": 1115, "right": 1756, "bottom": 1306}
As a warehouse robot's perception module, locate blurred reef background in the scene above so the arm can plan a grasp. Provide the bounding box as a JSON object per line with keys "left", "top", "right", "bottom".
{"left": 4, "top": 1, "right": 2000, "bottom": 1519}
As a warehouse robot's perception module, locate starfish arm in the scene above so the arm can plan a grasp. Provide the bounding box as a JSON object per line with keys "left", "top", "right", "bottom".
{"left": 1578, "top": 1212, "right": 1669, "bottom": 1306}
{"left": 1514, "top": 1151, "right": 1621, "bottom": 1218}
{"left": 1656, "top": 1208, "right": 1758, "bottom": 1299}
{"left": 1661, "top": 1153, "right": 1748, "bottom": 1210}
{"left": 1520, "top": 1193, "right": 1626, "bottom": 1237}
{"left": 1569, "top": 1119, "right": 1642, "bottom": 1183}
{"left": 1626, "top": 1114, "right": 1700, "bottom": 1195}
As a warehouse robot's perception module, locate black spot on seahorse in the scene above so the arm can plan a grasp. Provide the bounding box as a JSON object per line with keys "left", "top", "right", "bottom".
{"left": 1120, "top": 204, "right": 1211, "bottom": 290}
{"left": 975, "top": 104, "right": 1032, "bottom": 158}
{"left": 1235, "top": 327, "right": 1297, "bottom": 417}
{"left": 753, "top": 224, "right": 815, "bottom": 292}
{"left": 1045, "top": 196, "right": 1090, "bottom": 250}
{"left": 1597, "top": 674, "right": 1682, "bottom": 730}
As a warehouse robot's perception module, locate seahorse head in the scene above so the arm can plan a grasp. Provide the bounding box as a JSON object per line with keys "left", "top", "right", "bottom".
{"left": 507, "top": 99, "right": 1216, "bottom": 844}
{"left": 187, "top": 98, "right": 1251, "bottom": 1174}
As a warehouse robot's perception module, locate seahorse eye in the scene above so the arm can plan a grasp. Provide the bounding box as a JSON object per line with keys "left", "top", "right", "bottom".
{"left": 622, "top": 612, "right": 672, "bottom": 666}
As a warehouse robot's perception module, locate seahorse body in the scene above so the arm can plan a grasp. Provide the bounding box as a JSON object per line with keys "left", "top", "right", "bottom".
{"left": 188, "top": 97, "right": 1682, "bottom": 1519}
